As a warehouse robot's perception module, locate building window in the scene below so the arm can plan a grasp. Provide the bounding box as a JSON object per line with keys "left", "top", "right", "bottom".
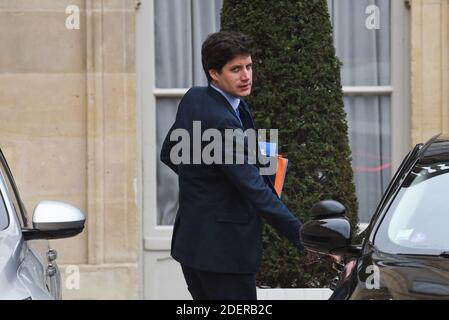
{"left": 328, "top": 0, "right": 392, "bottom": 222}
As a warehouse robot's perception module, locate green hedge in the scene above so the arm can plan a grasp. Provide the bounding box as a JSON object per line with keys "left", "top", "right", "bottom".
{"left": 221, "top": 0, "right": 359, "bottom": 288}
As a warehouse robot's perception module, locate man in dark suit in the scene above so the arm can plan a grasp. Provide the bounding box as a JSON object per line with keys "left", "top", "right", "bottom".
{"left": 160, "top": 31, "right": 303, "bottom": 300}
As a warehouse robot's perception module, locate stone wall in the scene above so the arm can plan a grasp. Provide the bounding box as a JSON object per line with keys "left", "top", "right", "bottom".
{"left": 0, "top": 0, "right": 138, "bottom": 299}
{"left": 410, "top": 0, "right": 449, "bottom": 144}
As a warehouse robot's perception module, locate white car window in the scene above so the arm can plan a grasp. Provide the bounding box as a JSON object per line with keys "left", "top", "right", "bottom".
{"left": 0, "top": 152, "right": 28, "bottom": 228}
{"left": 375, "top": 162, "right": 449, "bottom": 254}
{"left": 0, "top": 193, "right": 8, "bottom": 230}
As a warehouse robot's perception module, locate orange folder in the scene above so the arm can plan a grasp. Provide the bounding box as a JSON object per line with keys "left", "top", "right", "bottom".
{"left": 274, "top": 155, "right": 288, "bottom": 198}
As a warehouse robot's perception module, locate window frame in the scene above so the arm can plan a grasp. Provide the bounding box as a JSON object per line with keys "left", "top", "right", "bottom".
{"left": 138, "top": 0, "right": 174, "bottom": 253}
{"left": 341, "top": 0, "right": 411, "bottom": 223}
{"left": 0, "top": 150, "right": 29, "bottom": 229}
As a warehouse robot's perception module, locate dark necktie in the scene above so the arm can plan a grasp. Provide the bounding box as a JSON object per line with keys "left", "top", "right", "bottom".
{"left": 237, "top": 103, "right": 252, "bottom": 131}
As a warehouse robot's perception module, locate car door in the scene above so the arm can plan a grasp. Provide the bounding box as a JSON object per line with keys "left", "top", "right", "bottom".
{"left": 329, "top": 143, "right": 424, "bottom": 299}
{"left": 0, "top": 149, "right": 61, "bottom": 299}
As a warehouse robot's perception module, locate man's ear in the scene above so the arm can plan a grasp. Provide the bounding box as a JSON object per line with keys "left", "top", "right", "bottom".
{"left": 208, "top": 69, "right": 219, "bottom": 82}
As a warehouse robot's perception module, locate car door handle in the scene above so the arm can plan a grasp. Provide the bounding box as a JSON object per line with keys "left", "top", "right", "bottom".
{"left": 47, "top": 249, "right": 57, "bottom": 262}
{"left": 46, "top": 264, "right": 57, "bottom": 277}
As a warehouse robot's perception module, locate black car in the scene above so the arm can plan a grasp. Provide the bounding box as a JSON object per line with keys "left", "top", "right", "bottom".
{"left": 300, "top": 134, "right": 449, "bottom": 300}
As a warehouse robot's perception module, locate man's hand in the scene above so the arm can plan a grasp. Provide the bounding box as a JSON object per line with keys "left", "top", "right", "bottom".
{"left": 324, "top": 254, "right": 342, "bottom": 264}
{"left": 304, "top": 251, "right": 342, "bottom": 265}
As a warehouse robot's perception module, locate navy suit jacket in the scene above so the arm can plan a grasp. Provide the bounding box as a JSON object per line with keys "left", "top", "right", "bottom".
{"left": 160, "top": 85, "right": 302, "bottom": 274}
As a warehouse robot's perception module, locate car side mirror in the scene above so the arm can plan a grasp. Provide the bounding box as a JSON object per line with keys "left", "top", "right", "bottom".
{"left": 22, "top": 201, "right": 86, "bottom": 241}
{"left": 311, "top": 200, "right": 346, "bottom": 218}
{"left": 300, "top": 200, "right": 360, "bottom": 257}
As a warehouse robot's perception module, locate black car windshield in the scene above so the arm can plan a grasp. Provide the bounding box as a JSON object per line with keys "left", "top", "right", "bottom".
{"left": 375, "top": 162, "right": 449, "bottom": 255}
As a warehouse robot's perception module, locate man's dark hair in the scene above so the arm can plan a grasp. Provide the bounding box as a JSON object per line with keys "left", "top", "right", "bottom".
{"left": 201, "top": 31, "right": 255, "bottom": 83}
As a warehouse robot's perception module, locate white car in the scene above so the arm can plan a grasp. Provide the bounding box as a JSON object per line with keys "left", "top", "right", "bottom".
{"left": 0, "top": 149, "right": 85, "bottom": 299}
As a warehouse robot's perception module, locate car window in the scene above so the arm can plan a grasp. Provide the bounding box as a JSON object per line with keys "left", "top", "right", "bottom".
{"left": 375, "top": 162, "right": 449, "bottom": 255}
{"left": 0, "top": 192, "right": 8, "bottom": 231}
{"left": 0, "top": 151, "right": 28, "bottom": 228}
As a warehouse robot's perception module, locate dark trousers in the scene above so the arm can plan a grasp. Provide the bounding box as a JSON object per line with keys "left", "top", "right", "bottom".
{"left": 181, "top": 264, "right": 257, "bottom": 300}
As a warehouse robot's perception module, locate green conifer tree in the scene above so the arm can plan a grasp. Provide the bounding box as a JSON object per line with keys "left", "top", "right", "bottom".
{"left": 221, "top": 0, "right": 359, "bottom": 288}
